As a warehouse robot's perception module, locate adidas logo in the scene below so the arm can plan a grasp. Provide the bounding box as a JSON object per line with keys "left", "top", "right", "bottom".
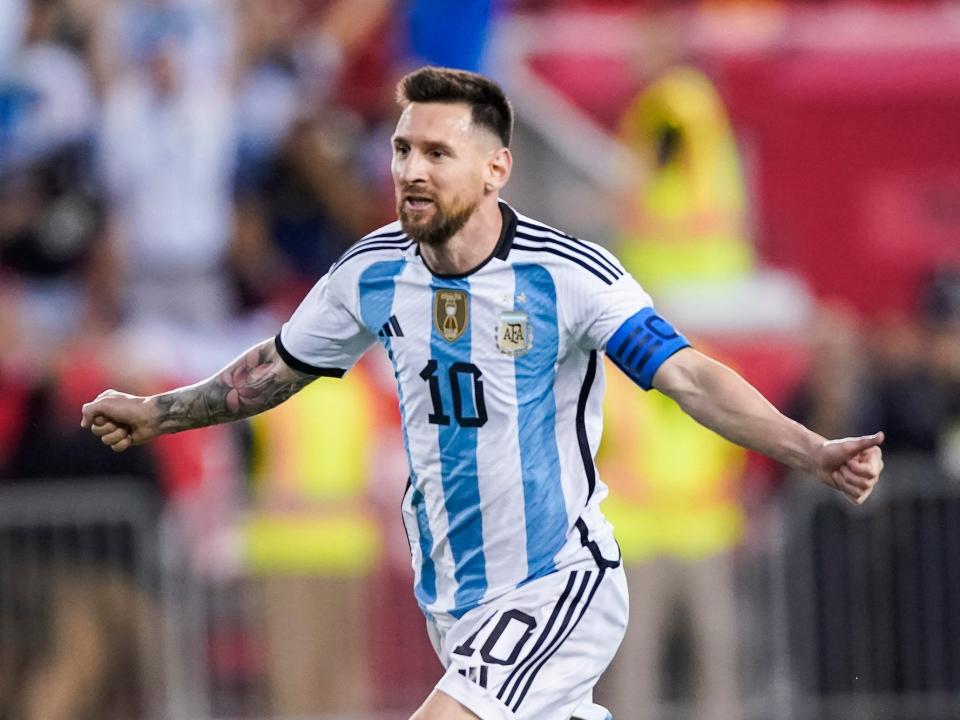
{"left": 378, "top": 315, "right": 404, "bottom": 338}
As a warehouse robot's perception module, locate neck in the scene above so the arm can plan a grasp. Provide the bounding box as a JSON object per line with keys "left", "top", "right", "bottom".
{"left": 418, "top": 198, "right": 502, "bottom": 276}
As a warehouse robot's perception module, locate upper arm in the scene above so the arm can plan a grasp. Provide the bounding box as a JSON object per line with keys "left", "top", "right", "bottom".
{"left": 604, "top": 307, "right": 692, "bottom": 390}
{"left": 650, "top": 346, "right": 709, "bottom": 398}
{"left": 277, "top": 269, "right": 376, "bottom": 377}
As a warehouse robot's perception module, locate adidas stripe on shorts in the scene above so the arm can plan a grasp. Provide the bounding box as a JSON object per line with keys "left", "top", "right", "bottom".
{"left": 427, "top": 555, "right": 628, "bottom": 720}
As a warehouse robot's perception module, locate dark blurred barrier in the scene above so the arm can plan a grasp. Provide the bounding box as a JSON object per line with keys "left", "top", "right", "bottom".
{"left": 3, "top": 460, "right": 956, "bottom": 720}
{"left": 0, "top": 479, "right": 432, "bottom": 720}
{"left": 0, "top": 480, "right": 158, "bottom": 719}
{"left": 0, "top": 480, "right": 212, "bottom": 720}
{"left": 775, "top": 455, "right": 960, "bottom": 720}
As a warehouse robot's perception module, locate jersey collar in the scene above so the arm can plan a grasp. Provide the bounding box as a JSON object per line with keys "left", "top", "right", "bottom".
{"left": 493, "top": 200, "right": 518, "bottom": 261}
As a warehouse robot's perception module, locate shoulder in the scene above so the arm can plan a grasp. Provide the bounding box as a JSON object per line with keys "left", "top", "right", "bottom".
{"left": 509, "top": 211, "right": 626, "bottom": 287}
{"left": 328, "top": 221, "right": 414, "bottom": 278}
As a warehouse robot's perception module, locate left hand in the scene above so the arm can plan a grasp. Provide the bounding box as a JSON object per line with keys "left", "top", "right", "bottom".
{"left": 815, "top": 432, "right": 885, "bottom": 505}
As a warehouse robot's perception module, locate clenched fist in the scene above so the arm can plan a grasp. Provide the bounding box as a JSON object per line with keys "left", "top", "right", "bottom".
{"left": 81, "top": 390, "right": 160, "bottom": 453}
{"left": 815, "top": 432, "right": 885, "bottom": 505}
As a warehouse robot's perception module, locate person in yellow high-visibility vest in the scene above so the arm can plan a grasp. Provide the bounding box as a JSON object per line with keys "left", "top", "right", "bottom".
{"left": 596, "top": 355, "right": 746, "bottom": 720}
{"left": 244, "top": 355, "right": 392, "bottom": 717}
{"left": 616, "top": 66, "right": 753, "bottom": 299}
{"left": 595, "top": 66, "right": 753, "bottom": 720}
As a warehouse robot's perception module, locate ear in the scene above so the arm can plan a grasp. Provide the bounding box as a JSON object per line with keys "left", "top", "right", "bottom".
{"left": 484, "top": 147, "right": 512, "bottom": 194}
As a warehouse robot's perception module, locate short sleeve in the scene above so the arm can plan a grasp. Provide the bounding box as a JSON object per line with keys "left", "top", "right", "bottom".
{"left": 277, "top": 271, "right": 376, "bottom": 376}
{"left": 571, "top": 270, "right": 655, "bottom": 351}
{"left": 569, "top": 269, "right": 690, "bottom": 390}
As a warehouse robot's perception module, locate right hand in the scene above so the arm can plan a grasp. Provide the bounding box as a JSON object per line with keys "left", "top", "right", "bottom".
{"left": 80, "top": 390, "right": 160, "bottom": 452}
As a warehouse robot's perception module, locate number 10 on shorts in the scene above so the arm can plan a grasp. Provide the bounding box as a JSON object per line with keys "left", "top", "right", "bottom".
{"left": 453, "top": 609, "right": 538, "bottom": 666}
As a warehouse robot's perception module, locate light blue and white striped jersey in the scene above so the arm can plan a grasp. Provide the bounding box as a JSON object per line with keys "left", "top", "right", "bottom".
{"left": 277, "top": 202, "right": 689, "bottom": 621}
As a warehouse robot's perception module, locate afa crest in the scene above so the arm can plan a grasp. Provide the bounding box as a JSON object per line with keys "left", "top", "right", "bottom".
{"left": 434, "top": 289, "right": 469, "bottom": 342}
{"left": 496, "top": 311, "right": 532, "bottom": 356}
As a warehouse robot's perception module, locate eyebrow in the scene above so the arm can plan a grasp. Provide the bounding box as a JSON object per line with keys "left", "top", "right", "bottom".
{"left": 392, "top": 136, "right": 457, "bottom": 155}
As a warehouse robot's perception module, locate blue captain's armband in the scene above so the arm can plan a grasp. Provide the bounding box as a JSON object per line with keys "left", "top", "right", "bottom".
{"left": 605, "top": 308, "right": 690, "bottom": 390}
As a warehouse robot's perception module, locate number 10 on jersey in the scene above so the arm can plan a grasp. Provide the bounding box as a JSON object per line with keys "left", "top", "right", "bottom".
{"left": 419, "top": 360, "right": 488, "bottom": 427}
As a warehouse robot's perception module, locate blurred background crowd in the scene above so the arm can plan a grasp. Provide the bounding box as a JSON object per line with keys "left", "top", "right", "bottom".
{"left": 1, "top": 0, "right": 959, "bottom": 719}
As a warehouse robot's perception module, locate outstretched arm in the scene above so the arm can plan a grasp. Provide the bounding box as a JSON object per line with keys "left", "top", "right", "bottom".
{"left": 651, "top": 347, "right": 884, "bottom": 504}
{"left": 81, "top": 338, "right": 316, "bottom": 452}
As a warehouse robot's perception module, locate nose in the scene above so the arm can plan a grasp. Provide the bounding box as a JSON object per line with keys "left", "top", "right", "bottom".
{"left": 397, "top": 149, "right": 428, "bottom": 186}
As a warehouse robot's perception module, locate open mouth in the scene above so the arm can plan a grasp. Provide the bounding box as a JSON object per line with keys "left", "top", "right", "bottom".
{"left": 404, "top": 195, "right": 434, "bottom": 211}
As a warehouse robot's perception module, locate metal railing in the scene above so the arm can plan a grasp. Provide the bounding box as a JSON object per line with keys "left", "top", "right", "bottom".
{"left": 769, "top": 455, "right": 960, "bottom": 720}
{"left": 0, "top": 479, "right": 210, "bottom": 720}
{"left": 2, "top": 457, "right": 955, "bottom": 720}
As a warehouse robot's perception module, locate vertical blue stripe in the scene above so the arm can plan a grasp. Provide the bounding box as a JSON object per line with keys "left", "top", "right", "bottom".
{"left": 430, "top": 277, "right": 486, "bottom": 617}
{"left": 513, "top": 265, "right": 566, "bottom": 580}
{"left": 411, "top": 488, "right": 437, "bottom": 606}
{"left": 358, "top": 260, "right": 406, "bottom": 336}
{"left": 358, "top": 260, "right": 437, "bottom": 605}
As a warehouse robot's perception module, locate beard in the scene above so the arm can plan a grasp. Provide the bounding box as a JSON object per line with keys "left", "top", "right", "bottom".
{"left": 398, "top": 192, "right": 479, "bottom": 247}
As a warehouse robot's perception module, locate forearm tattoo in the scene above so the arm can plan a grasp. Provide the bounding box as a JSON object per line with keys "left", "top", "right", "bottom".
{"left": 153, "top": 340, "right": 315, "bottom": 433}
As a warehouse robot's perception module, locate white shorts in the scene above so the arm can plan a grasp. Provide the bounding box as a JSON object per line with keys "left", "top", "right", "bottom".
{"left": 427, "top": 557, "right": 628, "bottom": 720}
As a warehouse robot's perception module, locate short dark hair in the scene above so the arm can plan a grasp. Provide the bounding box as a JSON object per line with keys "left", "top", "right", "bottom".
{"left": 396, "top": 66, "right": 514, "bottom": 148}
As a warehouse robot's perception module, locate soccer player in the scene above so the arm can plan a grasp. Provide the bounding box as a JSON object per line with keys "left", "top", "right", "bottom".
{"left": 81, "top": 67, "right": 884, "bottom": 720}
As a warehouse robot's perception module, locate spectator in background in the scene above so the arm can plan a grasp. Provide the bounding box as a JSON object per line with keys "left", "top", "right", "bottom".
{"left": 872, "top": 268, "right": 960, "bottom": 464}
{"left": 243, "top": 354, "right": 401, "bottom": 717}
{"left": 920, "top": 268, "right": 960, "bottom": 476}
{"left": 595, "top": 352, "right": 746, "bottom": 720}
{"left": 616, "top": 66, "right": 752, "bottom": 300}
{"left": 615, "top": 66, "right": 812, "bottom": 335}
{"left": 229, "top": 5, "right": 406, "bottom": 715}
{"left": 0, "top": 0, "right": 106, "bottom": 349}
{"left": 0, "top": 0, "right": 26, "bottom": 69}
{"left": 95, "top": 0, "right": 258, "bottom": 380}
{"left": 594, "top": 65, "right": 770, "bottom": 720}
{"left": 231, "top": 0, "right": 393, "bottom": 308}
{"left": 788, "top": 304, "right": 872, "bottom": 443}
{"left": 0, "top": 5, "right": 236, "bottom": 717}
{"left": 0, "top": 0, "right": 168, "bottom": 671}
{"left": 793, "top": 267, "right": 960, "bottom": 476}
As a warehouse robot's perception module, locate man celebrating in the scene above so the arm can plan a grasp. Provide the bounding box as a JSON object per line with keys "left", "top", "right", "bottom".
{"left": 82, "top": 67, "right": 884, "bottom": 720}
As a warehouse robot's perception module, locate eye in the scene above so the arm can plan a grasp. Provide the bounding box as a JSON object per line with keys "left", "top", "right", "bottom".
{"left": 394, "top": 144, "right": 410, "bottom": 157}
{"left": 429, "top": 149, "right": 446, "bottom": 159}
